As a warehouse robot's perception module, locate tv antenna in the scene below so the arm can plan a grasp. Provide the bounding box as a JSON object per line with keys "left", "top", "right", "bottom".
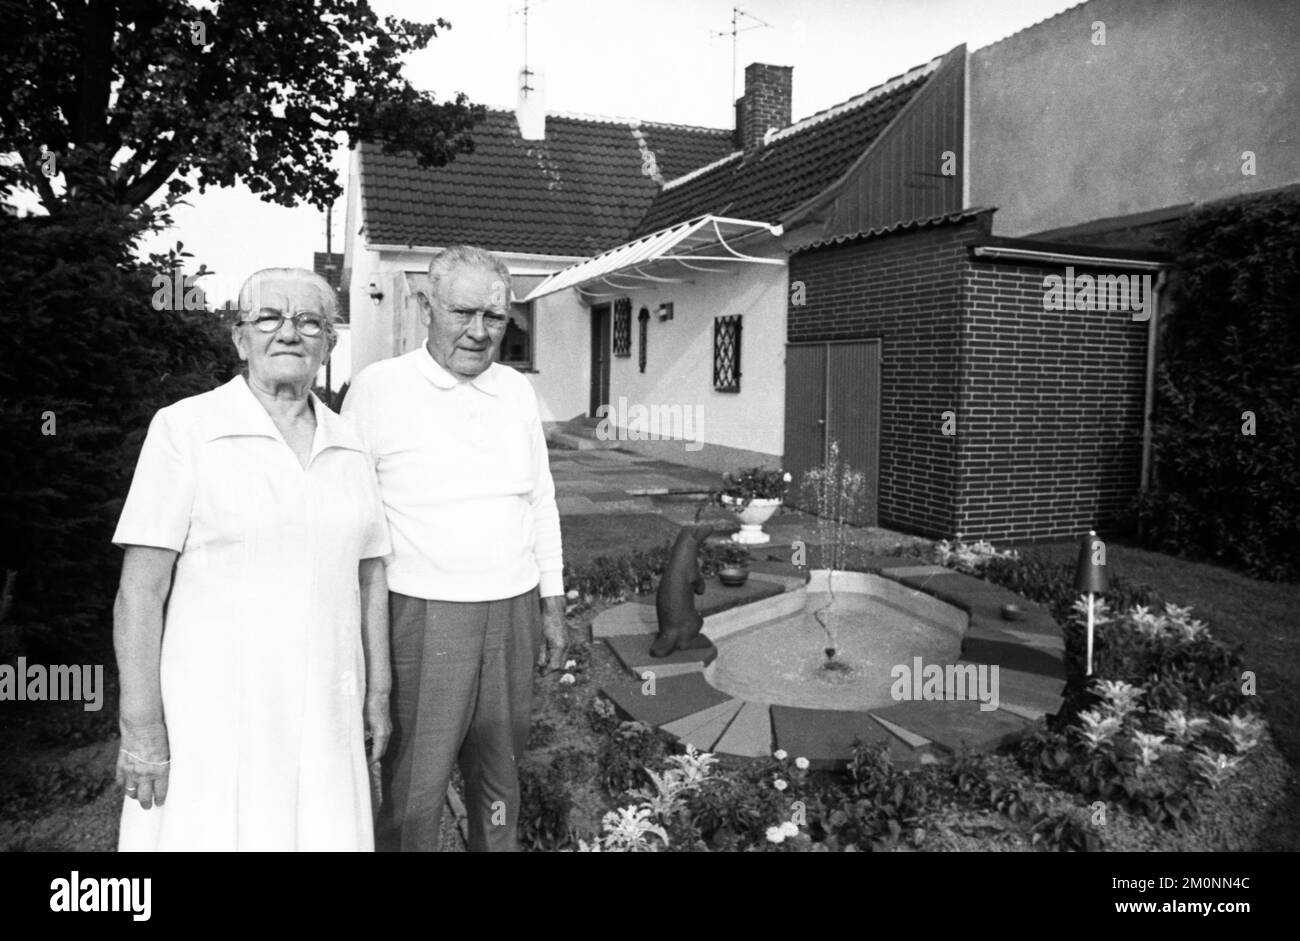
{"left": 513, "top": 0, "right": 542, "bottom": 97}
{"left": 711, "top": 6, "right": 774, "bottom": 103}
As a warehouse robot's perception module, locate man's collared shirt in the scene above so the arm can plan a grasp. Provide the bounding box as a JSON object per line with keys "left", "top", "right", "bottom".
{"left": 342, "top": 347, "right": 564, "bottom": 603}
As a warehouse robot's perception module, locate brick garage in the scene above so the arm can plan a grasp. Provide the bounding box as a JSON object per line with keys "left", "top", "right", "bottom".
{"left": 786, "top": 209, "right": 1166, "bottom": 542}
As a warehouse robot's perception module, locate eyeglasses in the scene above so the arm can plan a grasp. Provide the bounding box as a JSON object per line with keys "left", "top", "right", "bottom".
{"left": 239, "top": 312, "right": 331, "bottom": 337}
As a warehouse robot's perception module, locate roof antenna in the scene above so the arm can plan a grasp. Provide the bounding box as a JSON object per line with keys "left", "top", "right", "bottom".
{"left": 710, "top": 6, "right": 774, "bottom": 104}
{"left": 515, "top": 0, "right": 539, "bottom": 98}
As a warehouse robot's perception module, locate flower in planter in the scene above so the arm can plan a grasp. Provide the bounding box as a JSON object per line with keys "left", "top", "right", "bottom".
{"left": 773, "top": 778, "right": 788, "bottom": 792}
{"left": 564, "top": 659, "right": 578, "bottom": 671}
{"left": 718, "top": 466, "right": 791, "bottom": 508}
{"left": 795, "top": 756, "right": 810, "bottom": 770}
{"left": 559, "top": 672, "right": 576, "bottom": 685}
{"left": 773, "top": 749, "right": 788, "bottom": 761}
{"left": 780, "top": 820, "right": 799, "bottom": 838}
{"left": 765, "top": 825, "right": 787, "bottom": 844}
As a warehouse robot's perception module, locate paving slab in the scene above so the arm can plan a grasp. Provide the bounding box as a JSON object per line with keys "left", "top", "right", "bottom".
{"left": 869, "top": 712, "right": 934, "bottom": 749}
{"left": 880, "top": 564, "right": 953, "bottom": 580}
{"left": 988, "top": 665, "right": 1066, "bottom": 718}
{"left": 592, "top": 602, "right": 657, "bottom": 639}
{"left": 770, "top": 704, "right": 902, "bottom": 769}
{"left": 600, "top": 672, "right": 733, "bottom": 728}
{"left": 961, "top": 631, "right": 1066, "bottom": 679}
{"left": 712, "top": 701, "right": 773, "bottom": 758}
{"left": 556, "top": 496, "right": 602, "bottom": 514}
{"left": 868, "top": 700, "right": 1030, "bottom": 754}
{"left": 660, "top": 698, "right": 745, "bottom": 751}
{"left": 606, "top": 633, "right": 716, "bottom": 678}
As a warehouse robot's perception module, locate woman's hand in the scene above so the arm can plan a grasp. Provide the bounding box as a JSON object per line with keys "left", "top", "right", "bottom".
{"left": 364, "top": 690, "right": 391, "bottom": 765}
{"left": 116, "top": 721, "right": 170, "bottom": 810}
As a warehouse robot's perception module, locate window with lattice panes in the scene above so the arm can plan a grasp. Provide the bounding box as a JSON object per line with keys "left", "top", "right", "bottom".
{"left": 613, "top": 297, "right": 632, "bottom": 357}
{"left": 713, "top": 315, "right": 742, "bottom": 392}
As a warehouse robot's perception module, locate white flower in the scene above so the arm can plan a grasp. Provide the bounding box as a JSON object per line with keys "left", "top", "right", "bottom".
{"left": 565, "top": 589, "right": 579, "bottom": 600}
{"left": 564, "top": 659, "right": 577, "bottom": 670}
{"left": 765, "top": 826, "right": 786, "bottom": 844}
{"left": 773, "top": 749, "right": 788, "bottom": 761}
{"left": 794, "top": 756, "right": 810, "bottom": 770}
{"left": 559, "top": 673, "right": 576, "bottom": 685}
{"left": 773, "top": 778, "right": 788, "bottom": 791}
{"left": 780, "top": 820, "right": 799, "bottom": 837}
{"left": 782, "top": 472, "right": 792, "bottom": 483}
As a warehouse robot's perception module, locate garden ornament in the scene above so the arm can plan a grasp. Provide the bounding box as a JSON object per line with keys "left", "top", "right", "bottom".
{"left": 650, "top": 524, "right": 716, "bottom": 658}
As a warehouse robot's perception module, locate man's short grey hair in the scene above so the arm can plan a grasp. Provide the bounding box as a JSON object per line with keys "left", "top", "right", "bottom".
{"left": 237, "top": 267, "right": 339, "bottom": 322}
{"left": 427, "top": 245, "right": 512, "bottom": 305}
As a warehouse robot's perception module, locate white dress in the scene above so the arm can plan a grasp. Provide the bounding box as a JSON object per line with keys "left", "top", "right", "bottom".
{"left": 112, "top": 376, "right": 390, "bottom": 851}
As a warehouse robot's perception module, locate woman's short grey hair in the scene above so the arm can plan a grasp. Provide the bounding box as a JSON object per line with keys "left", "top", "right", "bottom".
{"left": 427, "top": 245, "right": 512, "bottom": 305}
{"left": 237, "top": 268, "right": 339, "bottom": 322}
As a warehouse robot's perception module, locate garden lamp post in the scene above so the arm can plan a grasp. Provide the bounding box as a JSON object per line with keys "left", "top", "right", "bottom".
{"left": 1074, "top": 530, "right": 1110, "bottom": 676}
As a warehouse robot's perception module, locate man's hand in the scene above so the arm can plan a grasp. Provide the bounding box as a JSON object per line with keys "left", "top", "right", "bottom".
{"left": 536, "top": 595, "right": 568, "bottom": 674}
{"left": 364, "top": 689, "right": 391, "bottom": 765}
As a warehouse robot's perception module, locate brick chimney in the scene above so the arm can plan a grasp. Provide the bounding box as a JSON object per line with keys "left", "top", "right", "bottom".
{"left": 735, "top": 62, "right": 793, "bottom": 155}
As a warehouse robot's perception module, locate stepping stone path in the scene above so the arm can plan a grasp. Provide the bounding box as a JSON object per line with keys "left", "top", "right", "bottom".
{"left": 595, "top": 556, "right": 1068, "bottom": 767}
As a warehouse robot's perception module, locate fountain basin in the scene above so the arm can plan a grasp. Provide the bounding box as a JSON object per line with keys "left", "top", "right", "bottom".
{"left": 595, "top": 561, "right": 1068, "bottom": 765}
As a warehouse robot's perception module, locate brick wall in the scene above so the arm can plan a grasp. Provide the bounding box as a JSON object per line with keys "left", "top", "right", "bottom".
{"left": 956, "top": 260, "right": 1147, "bottom": 542}
{"left": 737, "top": 63, "right": 793, "bottom": 155}
{"left": 788, "top": 222, "right": 978, "bottom": 537}
{"left": 787, "top": 214, "right": 1149, "bottom": 542}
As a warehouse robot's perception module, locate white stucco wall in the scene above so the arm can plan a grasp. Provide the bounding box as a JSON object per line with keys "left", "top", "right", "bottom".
{"left": 599, "top": 262, "right": 789, "bottom": 460}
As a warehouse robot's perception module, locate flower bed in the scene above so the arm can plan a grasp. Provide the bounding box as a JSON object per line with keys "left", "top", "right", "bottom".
{"left": 523, "top": 542, "right": 1284, "bottom": 851}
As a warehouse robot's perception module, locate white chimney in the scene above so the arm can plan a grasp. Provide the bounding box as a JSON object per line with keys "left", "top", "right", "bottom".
{"left": 516, "top": 67, "right": 546, "bottom": 141}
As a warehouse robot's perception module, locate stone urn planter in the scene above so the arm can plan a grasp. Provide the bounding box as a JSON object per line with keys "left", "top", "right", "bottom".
{"left": 720, "top": 494, "right": 783, "bottom": 544}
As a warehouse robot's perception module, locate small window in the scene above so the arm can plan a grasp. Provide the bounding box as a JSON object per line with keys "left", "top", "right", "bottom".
{"left": 713, "top": 314, "right": 742, "bottom": 392}
{"left": 500, "top": 301, "right": 534, "bottom": 369}
{"left": 638, "top": 307, "right": 650, "bottom": 373}
{"left": 613, "top": 297, "right": 632, "bottom": 357}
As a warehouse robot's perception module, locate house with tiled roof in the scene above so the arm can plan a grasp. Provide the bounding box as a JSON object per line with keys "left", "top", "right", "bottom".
{"left": 345, "top": 0, "right": 1299, "bottom": 541}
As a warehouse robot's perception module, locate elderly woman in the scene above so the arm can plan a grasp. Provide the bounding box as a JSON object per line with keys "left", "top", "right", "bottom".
{"left": 112, "top": 267, "right": 390, "bottom": 851}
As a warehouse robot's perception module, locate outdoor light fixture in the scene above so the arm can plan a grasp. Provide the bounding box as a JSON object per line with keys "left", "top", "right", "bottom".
{"left": 367, "top": 280, "right": 384, "bottom": 303}
{"left": 658, "top": 302, "right": 674, "bottom": 322}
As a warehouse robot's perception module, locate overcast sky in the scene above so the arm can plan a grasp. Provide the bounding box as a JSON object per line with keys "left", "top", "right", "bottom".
{"left": 136, "top": 0, "right": 1082, "bottom": 305}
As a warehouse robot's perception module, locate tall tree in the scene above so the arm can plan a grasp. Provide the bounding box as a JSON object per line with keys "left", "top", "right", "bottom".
{"left": 0, "top": 0, "right": 484, "bottom": 214}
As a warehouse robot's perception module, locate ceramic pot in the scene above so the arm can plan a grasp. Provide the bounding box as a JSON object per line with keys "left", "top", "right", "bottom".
{"left": 720, "top": 495, "right": 782, "bottom": 544}
{"left": 718, "top": 565, "right": 750, "bottom": 587}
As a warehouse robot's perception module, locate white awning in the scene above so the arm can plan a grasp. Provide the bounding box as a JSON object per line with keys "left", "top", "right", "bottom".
{"left": 523, "top": 215, "right": 784, "bottom": 302}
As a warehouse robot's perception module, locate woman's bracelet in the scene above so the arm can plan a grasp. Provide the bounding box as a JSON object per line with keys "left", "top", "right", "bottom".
{"left": 120, "top": 747, "right": 170, "bottom": 766}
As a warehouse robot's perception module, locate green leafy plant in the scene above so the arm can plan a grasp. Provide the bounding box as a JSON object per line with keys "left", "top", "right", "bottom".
{"left": 719, "top": 466, "right": 791, "bottom": 507}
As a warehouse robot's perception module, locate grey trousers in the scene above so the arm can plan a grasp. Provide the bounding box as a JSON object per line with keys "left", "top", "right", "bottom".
{"left": 377, "top": 588, "right": 540, "bottom": 852}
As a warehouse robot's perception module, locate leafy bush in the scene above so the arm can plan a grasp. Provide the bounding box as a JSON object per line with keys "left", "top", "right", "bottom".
{"left": 562, "top": 544, "right": 670, "bottom": 606}
{"left": 517, "top": 759, "right": 576, "bottom": 850}
{"left": 719, "top": 466, "right": 791, "bottom": 504}
{"left": 1137, "top": 187, "right": 1300, "bottom": 581}
{"left": 0, "top": 207, "right": 239, "bottom": 658}
{"left": 697, "top": 540, "right": 751, "bottom": 577}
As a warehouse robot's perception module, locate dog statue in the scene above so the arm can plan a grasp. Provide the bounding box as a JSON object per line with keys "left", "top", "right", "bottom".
{"left": 650, "top": 525, "right": 715, "bottom": 657}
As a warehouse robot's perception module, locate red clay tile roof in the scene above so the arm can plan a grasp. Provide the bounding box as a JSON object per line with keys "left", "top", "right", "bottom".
{"left": 361, "top": 110, "right": 734, "bottom": 256}
{"left": 633, "top": 68, "right": 932, "bottom": 236}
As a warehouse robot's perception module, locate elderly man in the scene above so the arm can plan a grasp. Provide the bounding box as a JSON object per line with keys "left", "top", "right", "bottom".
{"left": 343, "top": 244, "right": 566, "bottom": 852}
